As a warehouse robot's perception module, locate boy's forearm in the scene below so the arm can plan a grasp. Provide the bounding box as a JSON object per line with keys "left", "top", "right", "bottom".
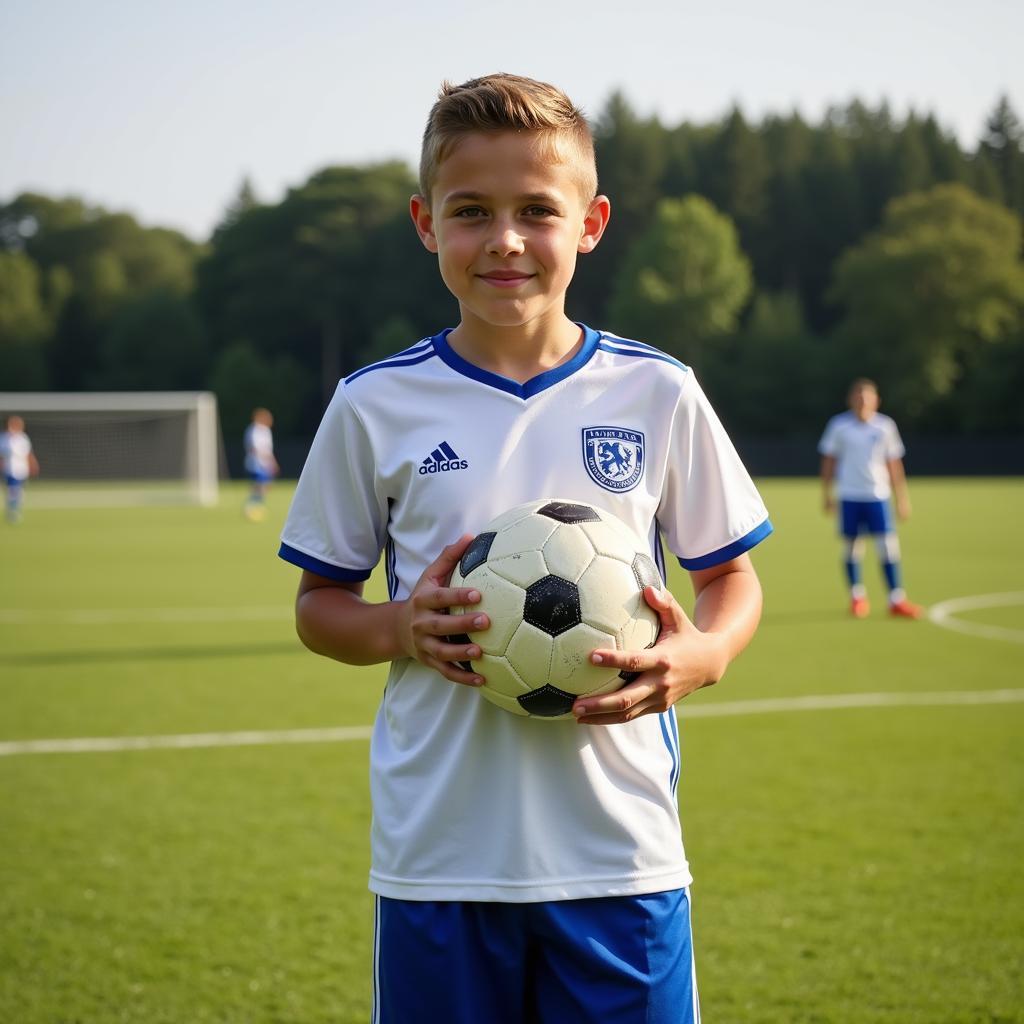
{"left": 888, "top": 458, "right": 908, "bottom": 495}
{"left": 296, "top": 586, "right": 406, "bottom": 665}
{"left": 820, "top": 455, "right": 835, "bottom": 491}
{"left": 690, "top": 562, "right": 763, "bottom": 678}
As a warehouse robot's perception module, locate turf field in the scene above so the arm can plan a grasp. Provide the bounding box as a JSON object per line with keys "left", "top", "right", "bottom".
{"left": 1, "top": 478, "right": 1021, "bottom": 1023}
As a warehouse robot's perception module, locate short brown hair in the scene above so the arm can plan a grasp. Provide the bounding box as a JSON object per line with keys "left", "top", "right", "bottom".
{"left": 418, "top": 73, "right": 598, "bottom": 202}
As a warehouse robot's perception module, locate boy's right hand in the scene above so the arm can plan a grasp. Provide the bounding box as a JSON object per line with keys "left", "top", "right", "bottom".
{"left": 398, "top": 535, "right": 489, "bottom": 687}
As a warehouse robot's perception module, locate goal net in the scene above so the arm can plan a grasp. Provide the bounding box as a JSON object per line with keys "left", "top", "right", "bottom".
{"left": 0, "top": 392, "right": 222, "bottom": 507}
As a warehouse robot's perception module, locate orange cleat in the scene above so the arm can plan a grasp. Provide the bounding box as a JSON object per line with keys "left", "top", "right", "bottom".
{"left": 850, "top": 596, "right": 870, "bottom": 619}
{"left": 889, "top": 598, "right": 924, "bottom": 619}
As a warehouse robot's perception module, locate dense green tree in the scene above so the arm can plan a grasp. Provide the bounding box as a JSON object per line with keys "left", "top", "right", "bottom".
{"left": 208, "top": 339, "right": 314, "bottom": 440}
{"left": 91, "top": 289, "right": 207, "bottom": 390}
{"left": 1, "top": 194, "right": 201, "bottom": 389}
{"left": 198, "top": 161, "right": 450, "bottom": 423}
{"left": 575, "top": 93, "right": 670, "bottom": 325}
{"left": 609, "top": 195, "right": 752, "bottom": 364}
{"left": 0, "top": 251, "right": 51, "bottom": 387}
{"left": 701, "top": 290, "right": 839, "bottom": 438}
{"left": 703, "top": 107, "right": 770, "bottom": 237}
{"left": 830, "top": 183, "right": 1024, "bottom": 426}
{"left": 979, "top": 95, "right": 1024, "bottom": 216}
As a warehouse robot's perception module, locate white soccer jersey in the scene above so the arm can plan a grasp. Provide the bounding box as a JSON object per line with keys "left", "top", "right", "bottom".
{"left": 244, "top": 422, "right": 275, "bottom": 474}
{"left": 818, "top": 411, "right": 905, "bottom": 501}
{"left": 280, "top": 325, "right": 772, "bottom": 903}
{"left": 0, "top": 431, "right": 32, "bottom": 481}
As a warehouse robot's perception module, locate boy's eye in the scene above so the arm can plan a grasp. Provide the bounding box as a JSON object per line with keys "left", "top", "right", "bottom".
{"left": 523, "top": 206, "right": 556, "bottom": 217}
{"left": 453, "top": 206, "right": 486, "bottom": 218}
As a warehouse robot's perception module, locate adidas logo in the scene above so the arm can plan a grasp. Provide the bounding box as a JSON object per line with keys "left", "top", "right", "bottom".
{"left": 419, "top": 441, "right": 469, "bottom": 476}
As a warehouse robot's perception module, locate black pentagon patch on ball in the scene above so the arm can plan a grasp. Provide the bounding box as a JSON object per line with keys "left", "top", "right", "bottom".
{"left": 524, "top": 575, "right": 581, "bottom": 636}
{"left": 632, "top": 552, "right": 661, "bottom": 592}
{"left": 445, "top": 633, "right": 474, "bottom": 672}
{"left": 460, "top": 531, "right": 496, "bottom": 577}
{"left": 537, "top": 501, "right": 601, "bottom": 524}
{"left": 518, "top": 684, "right": 577, "bottom": 717}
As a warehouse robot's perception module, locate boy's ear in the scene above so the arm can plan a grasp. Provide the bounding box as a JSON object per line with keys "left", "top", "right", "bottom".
{"left": 410, "top": 195, "right": 438, "bottom": 253}
{"left": 578, "top": 195, "right": 611, "bottom": 254}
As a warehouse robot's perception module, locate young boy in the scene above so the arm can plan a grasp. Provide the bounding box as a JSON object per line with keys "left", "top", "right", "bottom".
{"left": 0, "top": 415, "right": 40, "bottom": 524}
{"left": 819, "top": 378, "right": 923, "bottom": 618}
{"left": 279, "top": 74, "right": 772, "bottom": 1023}
{"left": 243, "top": 407, "right": 279, "bottom": 521}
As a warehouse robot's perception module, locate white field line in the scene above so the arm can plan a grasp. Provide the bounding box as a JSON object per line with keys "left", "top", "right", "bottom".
{"left": 2, "top": 690, "right": 1022, "bottom": 758}
{"left": 0, "top": 606, "right": 292, "bottom": 625}
{"left": 0, "top": 726, "right": 374, "bottom": 757}
{"left": 927, "top": 592, "right": 1024, "bottom": 644}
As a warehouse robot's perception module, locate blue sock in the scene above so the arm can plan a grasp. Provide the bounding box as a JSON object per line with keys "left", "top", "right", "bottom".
{"left": 844, "top": 559, "right": 862, "bottom": 589}
{"left": 883, "top": 561, "right": 901, "bottom": 592}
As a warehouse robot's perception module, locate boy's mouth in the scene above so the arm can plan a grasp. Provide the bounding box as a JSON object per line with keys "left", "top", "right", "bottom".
{"left": 478, "top": 270, "right": 534, "bottom": 287}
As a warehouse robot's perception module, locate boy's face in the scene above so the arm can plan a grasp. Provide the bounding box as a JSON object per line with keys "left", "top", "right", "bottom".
{"left": 848, "top": 385, "right": 879, "bottom": 420}
{"left": 410, "top": 131, "right": 609, "bottom": 336}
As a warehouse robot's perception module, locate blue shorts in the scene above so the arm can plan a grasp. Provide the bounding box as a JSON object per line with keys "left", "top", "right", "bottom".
{"left": 5, "top": 475, "right": 24, "bottom": 490}
{"left": 247, "top": 467, "right": 274, "bottom": 484}
{"left": 373, "top": 889, "right": 699, "bottom": 1024}
{"left": 840, "top": 499, "right": 893, "bottom": 538}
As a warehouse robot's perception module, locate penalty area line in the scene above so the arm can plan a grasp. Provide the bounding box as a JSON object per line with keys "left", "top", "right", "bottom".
{"left": 1, "top": 689, "right": 1023, "bottom": 757}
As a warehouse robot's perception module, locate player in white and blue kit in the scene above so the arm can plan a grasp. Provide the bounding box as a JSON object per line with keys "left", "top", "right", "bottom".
{"left": 279, "top": 74, "right": 772, "bottom": 1023}
{"left": 242, "top": 407, "right": 279, "bottom": 521}
{"left": 1, "top": 415, "right": 39, "bottom": 524}
{"left": 819, "top": 378, "right": 923, "bottom": 618}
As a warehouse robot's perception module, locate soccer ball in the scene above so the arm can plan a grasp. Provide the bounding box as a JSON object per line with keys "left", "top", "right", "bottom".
{"left": 449, "top": 498, "right": 662, "bottom": 720}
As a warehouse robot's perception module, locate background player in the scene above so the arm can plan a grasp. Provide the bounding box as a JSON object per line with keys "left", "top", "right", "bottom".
{"left": 0, "top": 415, "right": 40, "bottom": 524}
{"left": 279, "top": 74, "right": 771, "bottom": 1023}
{"left": 819, "top": 378, "right": 923, "bottom": 618}
{"left": 242, "top": 407, "right": 279, "bottom": 521}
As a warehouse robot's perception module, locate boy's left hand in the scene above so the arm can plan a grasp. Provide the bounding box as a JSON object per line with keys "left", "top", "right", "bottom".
{"left": 573, "top": 586, "right": 727, "bottom": 726}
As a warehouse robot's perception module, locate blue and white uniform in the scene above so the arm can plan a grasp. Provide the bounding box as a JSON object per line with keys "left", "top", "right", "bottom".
{"left": 1, "top": 428, "right": 33, "bottom": 520}
{"left": 282, "top": 325, "right": 770, "bottom": 900}
{"left": 243, "top": 421, "right": 275, "bottom": 483}
{"left": 818, "top": 410, "right": 904, "bottom": 536}
{"left": 280, "top": 326, "right": 771, "bottom": 1021}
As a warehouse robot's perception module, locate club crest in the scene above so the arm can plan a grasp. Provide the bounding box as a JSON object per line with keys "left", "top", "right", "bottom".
{"left": 582, "top": 427, "right": 645, "bottom": 492}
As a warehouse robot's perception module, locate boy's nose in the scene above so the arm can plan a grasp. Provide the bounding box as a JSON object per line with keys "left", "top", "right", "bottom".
{"left": 486, "top": 225, "right": 525, "bottom": 257}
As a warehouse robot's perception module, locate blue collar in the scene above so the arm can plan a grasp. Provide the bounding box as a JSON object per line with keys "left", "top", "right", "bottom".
{"left": 432, "top": 324, "right": 600, "bottom": 399}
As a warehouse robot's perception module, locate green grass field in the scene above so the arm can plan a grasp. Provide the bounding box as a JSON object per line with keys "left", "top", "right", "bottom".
{"left": 1, "top": 479, "right": 1022, "bottom": 1023}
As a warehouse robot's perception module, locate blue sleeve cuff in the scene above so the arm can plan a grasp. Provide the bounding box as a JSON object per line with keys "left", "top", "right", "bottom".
{"left": 676, "top": 518, "right": 774, "bottom": 571}
{"left": 278, "top": 542, "right": 373, "bottom": 582}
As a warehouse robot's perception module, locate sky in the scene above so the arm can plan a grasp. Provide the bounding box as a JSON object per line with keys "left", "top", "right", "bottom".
{"left": 2, "top": 0, "right": 1021, "bottom": 242}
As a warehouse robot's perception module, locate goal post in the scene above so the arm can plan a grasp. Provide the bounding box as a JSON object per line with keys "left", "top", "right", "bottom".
{"left": 0, "top": 392, "right": 222, "bottom": 507}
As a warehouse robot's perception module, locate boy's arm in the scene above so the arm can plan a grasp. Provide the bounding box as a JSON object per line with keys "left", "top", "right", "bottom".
{"left": 573, "top": 554, "right": 762, "bottom": 726}
{"left": 820, "top": 454, "right": 837, "bottom": 513}
{"left": 294, "top": 536, "right": 489, "bottom": 685}
{"left": 887, "top": 457, "right": 911, "bottom": 520}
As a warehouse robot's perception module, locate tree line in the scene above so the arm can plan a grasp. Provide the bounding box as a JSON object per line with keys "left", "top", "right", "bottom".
{"left": 2, "top": 93, "right": 1023, "bottom": 442}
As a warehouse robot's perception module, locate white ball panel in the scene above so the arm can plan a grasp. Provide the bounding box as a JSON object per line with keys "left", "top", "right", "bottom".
{"left": 464, "top": 566, "right": 527, "bottom": 656}
{"left": 541, "top": 522, "right": 596, "bottom": 582}
{"left": 488, "top": 514, "right": 559, "bottom": 560}
{"left": 477, "top": 653, "right": 529, "bottom": 696}
{"left": 504, "top": 621, "right": 554, "bottom": 688}
{"left": 549, "top": 622, "right": 619, "bottom": 694}
{"left": 487, "top": 550, "right": 548, "bottom": 589}
{"left": 577, "top": 556, "right": 641, "bottom": 634}
{"left": 620, "top": 605, "right": 661, "bottom": 652}
{"left": 576, "top": 518, "right": 641, "bottom": 560}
